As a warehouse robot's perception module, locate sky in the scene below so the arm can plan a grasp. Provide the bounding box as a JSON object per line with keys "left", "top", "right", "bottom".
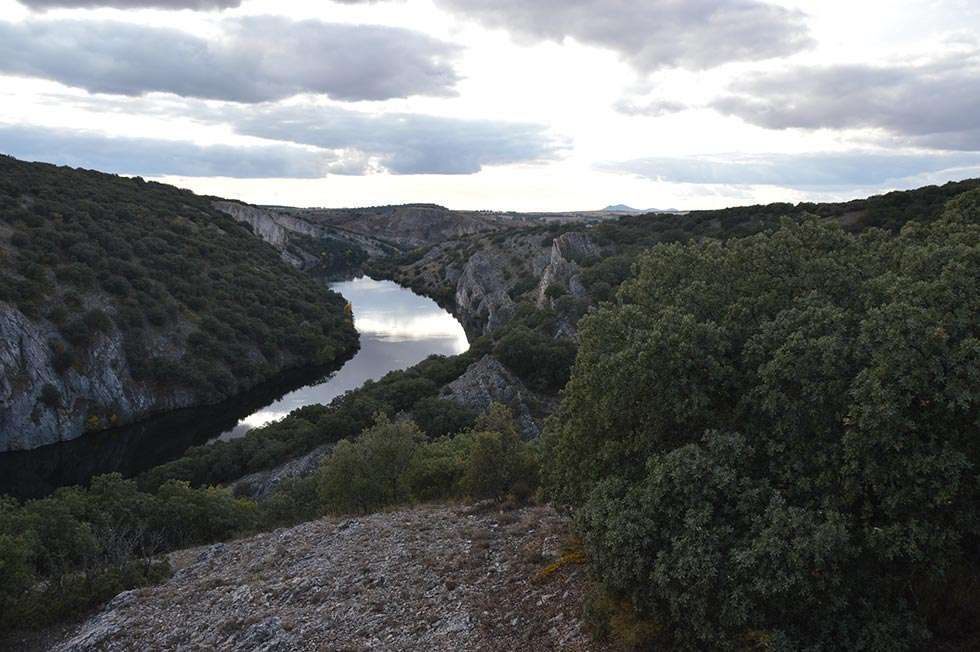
{"left": 0, "top": 0, "right": 978, "bottom": 211}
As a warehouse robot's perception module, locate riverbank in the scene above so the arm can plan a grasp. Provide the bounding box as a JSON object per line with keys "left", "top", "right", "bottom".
{"left": 0, "top": 277, "right": 469, "bottom": 500}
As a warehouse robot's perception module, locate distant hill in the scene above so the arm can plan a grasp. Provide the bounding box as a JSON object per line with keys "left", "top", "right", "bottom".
{"left": 601, "top": 204, "right": 682, "bottom": 214}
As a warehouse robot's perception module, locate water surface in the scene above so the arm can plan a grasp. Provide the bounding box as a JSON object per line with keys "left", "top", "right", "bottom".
{"left": 212, "top": 277, "right": 468, "bottom": 441}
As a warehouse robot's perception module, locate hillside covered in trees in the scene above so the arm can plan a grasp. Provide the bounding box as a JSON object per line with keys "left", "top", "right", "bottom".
{"left": 2, "top": 168, "right": 979, "bottom": 650}
{"left": 0, "top": 156, "right": 358, "bottom": 451}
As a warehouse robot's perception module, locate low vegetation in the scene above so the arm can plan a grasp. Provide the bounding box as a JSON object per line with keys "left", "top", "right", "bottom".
{"left": 4, "top": 160, "right": 980, "bottom": 649}
{"left": 0, "top": 401, "right": 536, "bottom": 637}
{"left": 137, "top": 343, "right": 490, "bottom": 491}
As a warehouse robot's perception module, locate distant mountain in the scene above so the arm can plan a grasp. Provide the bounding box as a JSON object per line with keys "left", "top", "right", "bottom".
{"left": 601, "top": 204, "right": 681, "bottom": 214}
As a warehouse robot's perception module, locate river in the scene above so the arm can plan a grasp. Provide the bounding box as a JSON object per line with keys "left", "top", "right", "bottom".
{"left": 0, "top": 277, "right": 468, "bottom": 500}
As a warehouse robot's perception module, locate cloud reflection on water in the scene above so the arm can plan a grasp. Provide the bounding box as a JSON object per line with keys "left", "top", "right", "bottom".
{"left": 210, "top": 277, "right": 468, "bottom": 441}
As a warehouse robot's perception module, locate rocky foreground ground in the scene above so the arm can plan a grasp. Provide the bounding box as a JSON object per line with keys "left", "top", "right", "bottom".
{"left": 55, "top": 503, "right": 594, "bottom": 651}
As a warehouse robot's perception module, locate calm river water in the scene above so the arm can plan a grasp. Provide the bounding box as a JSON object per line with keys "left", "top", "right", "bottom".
{"left": 0, "top": 277, "right": 468, "bottom": 499}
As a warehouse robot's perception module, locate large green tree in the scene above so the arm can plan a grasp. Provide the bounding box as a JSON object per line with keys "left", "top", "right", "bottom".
{"left": 544, "top": 191, "right": 980, "bottom": 649}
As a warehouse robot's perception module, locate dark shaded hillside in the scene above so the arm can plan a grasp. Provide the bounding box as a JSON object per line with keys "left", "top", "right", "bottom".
{"left": 0, "top": 155, "right": 358, "bottom": 451}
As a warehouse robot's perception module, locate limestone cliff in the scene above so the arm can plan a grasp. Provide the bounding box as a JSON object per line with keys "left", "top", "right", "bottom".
{"left": 0, "top": 302, "right": 193, "bottom": 451}
{"left": 535, "top": 232, "right": 600, "bottom": 308}
{"left": 0, "top": 157, "right": 358, "bottom": 452}
{"left": 212, "top": 201, "right": 392, "bottom": 269}
{"left": 440, "top": 355, "right": 550, "bottom": 439}
{"left": 278, "top": 203, "right": 508, "bottom": 250}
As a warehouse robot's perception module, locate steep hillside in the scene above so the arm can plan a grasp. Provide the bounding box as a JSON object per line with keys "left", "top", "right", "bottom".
{"left": 0, "top": 156, "right": 358, "bottom": 451}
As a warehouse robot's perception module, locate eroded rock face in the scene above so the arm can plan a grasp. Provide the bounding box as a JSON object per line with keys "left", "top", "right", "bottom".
{"left": 229, "top": 444, "right": 334, "bottom": 500}
{"left": 282, "top": 204, "right": 503, "bottom": 250}
{"left": 0, "top": 302, "right": 192, "bottom": 452}
{"left": 213, "top": 201, "right": 392, "bottom": 265}
{"left": 454, "top": 252, "right": 516, "bottom": 336}
{"left": 536, "top": 232, "right": 599, "bottom": 308}
{"left": 440, "top": 355, "right": 541, "bottom": 439}
{"left": 56, "top": 503, "right": 593, "bottom": 652}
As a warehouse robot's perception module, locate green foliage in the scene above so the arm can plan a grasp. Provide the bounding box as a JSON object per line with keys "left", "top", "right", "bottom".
{"left": 458, "top": 403, "right": 526, "bottom": 501}
{"left": 317, "top": 414, "right": 423, "bottom": 514}
{"left": 0, "top": 474, "right": 256, "bottom": 633}
{"left": 0, "top": 155, "right": 357, "bottom": 409}
{"left": 410, "top": 396, "right": 477, "bottom": 438}
{"left": 545, "top": 202, "right": 980, "bottom": 649}
{"left": 138, "top": 351, "right": 482, "bottom": 491}
{"left": 400, "top": 434, "right": 474, "bottom": 502}
{"left": 493, "top": 325, "right": 577, "bottom": 394}
{"left": 315, "top": 404, "right": 539, "bottom": 514}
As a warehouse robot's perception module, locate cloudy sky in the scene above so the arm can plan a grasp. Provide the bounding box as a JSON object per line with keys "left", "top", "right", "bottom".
{"left": 0, "top": 0, "right": 978, "bottom": 210}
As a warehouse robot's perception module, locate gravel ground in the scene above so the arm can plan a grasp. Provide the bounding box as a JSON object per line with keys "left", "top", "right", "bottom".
{"left": 54, "top": 502, "right": 594, "bottom": 651}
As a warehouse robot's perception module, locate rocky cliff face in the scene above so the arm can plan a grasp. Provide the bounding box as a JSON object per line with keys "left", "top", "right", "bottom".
{"left": 56, "top": 503, "right": 592, "bottom": 652}
{"left": 440, "top": 355, "right": 545, "bottom": 439}
{"left": 213, "top": 201, "right": 393, "bottom": 267}
{"left": 454, "top": 252, "right": 518, "bottom": 336}
{"left": 535, "top": 232, "right": 600, "bottom": 309}
{"left": 0, "top": 302, "right": 192, "bottom": 452}
{"left": 229, "top": 443, "right": 334, "bottom": 500}
{"left": 282, "top": 203, "right": 508, "bottom": 250}
{"left": 382, "top": 228, "right": 600, "bottom": 339}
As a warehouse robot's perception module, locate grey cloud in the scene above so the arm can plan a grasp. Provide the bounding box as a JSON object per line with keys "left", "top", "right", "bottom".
{"left": 0, "top": 16, "right": 460, "bottom": 102}
{"left": 614, "top": 98, "right": 688, "bottom": 117}
{"left": 603, "top": 151, "right": 980, "bottom": 188}
{"left": 713, "top": 55, "right": 980, "bottom": 150}
{"left": 0, "top": 96, "right": 565, "bottom": 176}
{"left": 432, "top": 0, "right": 812, "bottom": 71}
{"left": 18, "top": 0, "right": 239, "bottom": 9}
{"left": 0, "top": 124, "right": 353, "bottom": 178}
{"left": 224, "top": 104, "right": 567, "bottom": 174}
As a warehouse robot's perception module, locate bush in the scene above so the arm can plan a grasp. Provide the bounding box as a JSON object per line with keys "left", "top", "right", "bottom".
{"left": 410, "top": 397, "right": 477, "bottom": 438}
{"left": 545, "top": 204, "right": 980, "bottom": 650}
{"left": 316, "top": 414, "right": 422, "bottom": 514}
{"left": 493, "top": 325, "right": 577, "bottom": 394}
{"left": 0, "top": 474, "right": 257, "bottom": 634}
{"left": 401, "top": 434, "right": 472, "bottom": 502}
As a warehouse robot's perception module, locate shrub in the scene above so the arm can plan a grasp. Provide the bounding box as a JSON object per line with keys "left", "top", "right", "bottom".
{"left": 545, "top": 205, "right": 980, "bottom": 650}
{"left": 316, "top": 414, "right": 422, "bottom": 514}
{"left": 410, "top": 397, "right": 477, "bottom": 438}
{"left": 493, "top": 325, "right": 577, "bottom": 394}
{"left": 39, "top": 383, "right": 60, "bottom": 408}
{"left": 459, "top": 404, "right": 538, "bottom": 502}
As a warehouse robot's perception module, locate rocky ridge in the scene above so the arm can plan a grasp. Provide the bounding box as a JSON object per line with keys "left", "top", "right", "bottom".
{"left": 279, "top": 204, "right": 510, "bottom": 251}
{"left": 229, "top": 444, "right": 335, "bottom": 500}
{"left": 57, "top": 503, "right": 593, "bottom": 652}
{"left": 383, "top": 228, "right": 601, "bottom": 339}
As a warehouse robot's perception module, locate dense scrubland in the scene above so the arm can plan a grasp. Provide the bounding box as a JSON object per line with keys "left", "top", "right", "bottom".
{"left": 0, "top": 155, "right": 357, "bottom": 439}
{"left": 2, "top": 161, "right": 979, "bottom": 650}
